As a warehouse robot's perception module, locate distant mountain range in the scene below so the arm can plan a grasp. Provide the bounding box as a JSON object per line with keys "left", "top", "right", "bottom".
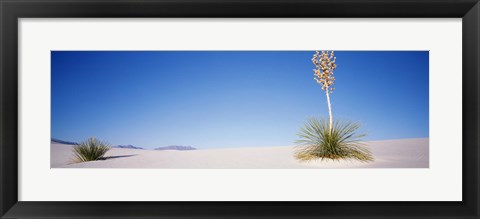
{"left": 51, "top": 138, "right": 77, "bottom": 145}
{"left": 51, "top": 138, "right": 196, "bottom": 150}
{"left": 116, "top": 145, "right": 196, "bottom": 150}
{"left": 155, "top": 146, "right": 197, "bottom": 151}
{"left": 113, "top": 145, "right": 144, "bottom": 149}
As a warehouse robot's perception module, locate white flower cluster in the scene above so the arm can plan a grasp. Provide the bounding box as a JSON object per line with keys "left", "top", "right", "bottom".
{"left": 312, "top": 51, "right": 337, "bottom": 94}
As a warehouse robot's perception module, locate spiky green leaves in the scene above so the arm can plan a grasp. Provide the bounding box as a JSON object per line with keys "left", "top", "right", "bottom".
{"left": 295, "top": 118, "right": 373, "bottom": 162}
{"left": 72, "top": 137, "right": 110, "bottom": 162}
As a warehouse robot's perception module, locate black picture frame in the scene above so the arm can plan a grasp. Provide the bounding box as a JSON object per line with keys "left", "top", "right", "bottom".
{"left": 1, "top": 0, "right": 479, "bottom": 218}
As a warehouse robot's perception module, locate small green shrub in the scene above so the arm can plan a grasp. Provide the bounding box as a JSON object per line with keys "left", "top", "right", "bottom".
{"left": 72, "top": 137, "right": 110, "bottom": 162}
{"left": 295, "top": 117, "right": 373, "bottom": 162}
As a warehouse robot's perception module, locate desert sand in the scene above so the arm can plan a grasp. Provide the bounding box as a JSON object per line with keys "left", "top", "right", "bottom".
{"left": 51, "top": 138, "right": 428, "bottom": 169}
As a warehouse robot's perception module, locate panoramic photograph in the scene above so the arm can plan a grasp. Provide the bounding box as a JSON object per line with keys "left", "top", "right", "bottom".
{"left": 51, "top": 51, "right": 429, "bottom": 168}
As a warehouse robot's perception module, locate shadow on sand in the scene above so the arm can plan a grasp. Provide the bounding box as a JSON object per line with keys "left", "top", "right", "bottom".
{"left": 101, "top": 154, "right": 137, "bottom": 160}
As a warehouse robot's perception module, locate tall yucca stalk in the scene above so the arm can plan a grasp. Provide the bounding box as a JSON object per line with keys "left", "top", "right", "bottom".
{"left": 311, "top": 51, "right": 337, "bottom": 133}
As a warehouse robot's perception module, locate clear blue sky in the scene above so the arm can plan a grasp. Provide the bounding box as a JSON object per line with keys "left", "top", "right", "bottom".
{"left": 51, "top": 51, "right": 429, "bottom": 149}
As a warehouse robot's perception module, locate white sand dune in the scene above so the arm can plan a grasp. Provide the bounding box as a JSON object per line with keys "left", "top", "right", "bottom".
{"left": 51, "top": 138, "right": 428, "bottom": 169}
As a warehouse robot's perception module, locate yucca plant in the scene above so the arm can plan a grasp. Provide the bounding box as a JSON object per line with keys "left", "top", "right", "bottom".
{"left": 72, "top": 137, "right": 110, "bottom": 162}
{"left": 295, "top": 51, "right": 373, "bottom": 162}
{"left": 295, "top": 118, "right": 373, "bottom": 162}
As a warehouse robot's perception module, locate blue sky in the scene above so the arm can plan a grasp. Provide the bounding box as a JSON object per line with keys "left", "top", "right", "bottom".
{"left": 51, "top": 51, "right": 429, "bottom": 149}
